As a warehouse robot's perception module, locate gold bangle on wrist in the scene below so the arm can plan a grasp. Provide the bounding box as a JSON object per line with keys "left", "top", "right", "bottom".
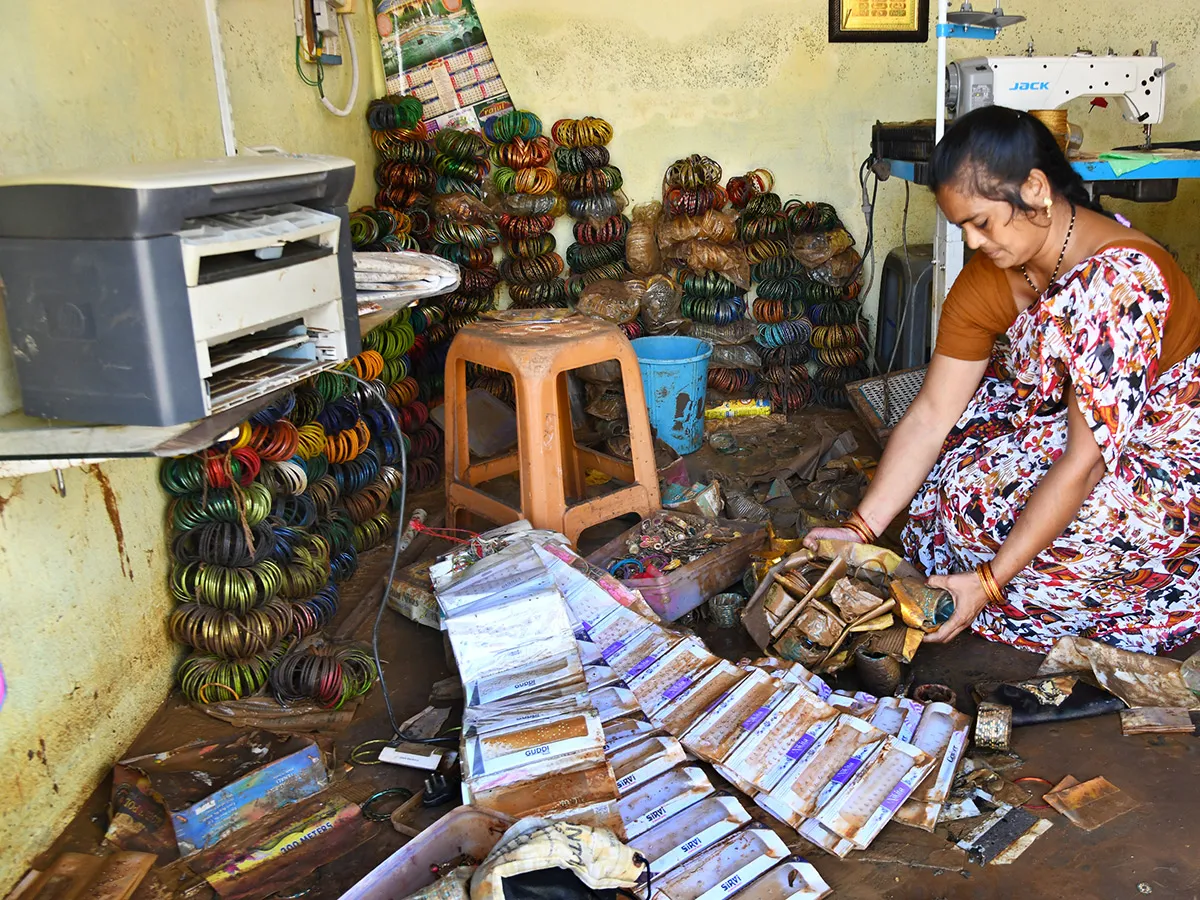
{"left": 976, "top": 561, "right": 1006, "bottom": 606}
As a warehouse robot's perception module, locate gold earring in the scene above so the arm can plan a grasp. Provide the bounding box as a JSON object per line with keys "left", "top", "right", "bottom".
{"left": 1044, "top": 197, "right": 1053, "bottom": 221}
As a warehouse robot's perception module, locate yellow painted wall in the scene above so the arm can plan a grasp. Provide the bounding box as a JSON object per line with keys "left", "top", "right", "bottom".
{"left": 0, "top": 3, "right": 377, "bottom": 890}
{"left": 477, "top": 0, "right": 1200, "bottom": 318}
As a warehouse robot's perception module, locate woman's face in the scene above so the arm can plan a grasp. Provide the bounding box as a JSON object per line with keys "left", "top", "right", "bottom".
{"left": 935, "top": 180, "right": 1050, "bottom": 270}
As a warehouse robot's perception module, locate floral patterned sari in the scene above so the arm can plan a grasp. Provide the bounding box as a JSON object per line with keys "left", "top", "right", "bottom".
{"left": 903, "top": 247, "right": 1200, "bottom": 652}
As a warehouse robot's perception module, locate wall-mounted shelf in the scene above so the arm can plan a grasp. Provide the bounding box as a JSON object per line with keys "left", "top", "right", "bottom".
{"left": 882, "top": 150, "right": 1200, "bottom": 185}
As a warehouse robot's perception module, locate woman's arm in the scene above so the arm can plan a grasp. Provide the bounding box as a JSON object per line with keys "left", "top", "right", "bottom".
{"left": 807, "top": 353, "right": 988, "bottom": 545}
{"left": 924, "top": 385, "right": 1106, "bottom": 642}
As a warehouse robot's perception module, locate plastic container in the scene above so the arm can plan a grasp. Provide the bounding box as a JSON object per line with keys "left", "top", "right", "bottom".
{"left": 586, "top": 511, "right": 767, "bottom": 621}
{"left": 631, "top": 336, "right": 712, "bottom": 454}
{"left": 340, "top": 805, "right": 512, "bottom": 900}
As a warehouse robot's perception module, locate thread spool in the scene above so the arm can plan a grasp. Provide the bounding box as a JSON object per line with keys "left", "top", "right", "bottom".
{"left": 1029, "top": 109, "right": 1071, "bottom": 153}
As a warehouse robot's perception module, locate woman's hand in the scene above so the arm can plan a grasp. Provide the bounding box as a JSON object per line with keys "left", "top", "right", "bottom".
{"left": 922, "top": 571, "right": 989, "bottom": 643}
{"left": 803, "top": 526, "right": 862, "bottom": 549}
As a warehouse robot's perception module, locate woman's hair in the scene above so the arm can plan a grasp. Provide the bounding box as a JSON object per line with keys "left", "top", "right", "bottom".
{"left": 929, "top": 105, "right": 1107, "bottom": 216}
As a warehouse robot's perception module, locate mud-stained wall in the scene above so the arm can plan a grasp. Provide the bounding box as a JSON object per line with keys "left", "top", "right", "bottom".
{"left": 0, "top": 3, "right": 378, "bottom": 890}
{"left": 477, "top": 0, "right": 1200, "bottom": 319}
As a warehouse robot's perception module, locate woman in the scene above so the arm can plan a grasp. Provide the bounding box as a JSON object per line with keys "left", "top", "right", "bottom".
{"left": 810, "top": 105, "right": 1200, "bottom": 653}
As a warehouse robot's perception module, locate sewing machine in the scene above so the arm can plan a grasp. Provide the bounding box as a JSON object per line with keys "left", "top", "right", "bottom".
{"left": 946, "top": 49, "right": 1169, "bottom": 146}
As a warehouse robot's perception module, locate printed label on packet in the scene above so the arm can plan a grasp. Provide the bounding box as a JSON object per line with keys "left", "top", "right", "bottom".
{"left": 627, "top": 790, "right": 704, "bottom": 834}
{"left": 815, "top": 742, "right": 879, "bottom": 810}
{"left": 662, "top": 676, "right": 693, "bottom": 702}
{"left": 831, "top": 757, "right": 865, "bottom": 786}
{"left": 627, "top": 654, "right": 657, "bottom": 680}
{"left": 694, "top": 855, "right": 778, "bottom": 900}
{"left": 881, "top": 780, "right": 915, "bottom": 814}
{"left": 602, "top": 640, "right": 625, "bottom": 660}
{"left": 786, "top": 732, "right": 819, "bottom": 761}
{"left": 742, "top": 706, "right": 771, "bottom": 731}
{"left": 651, "top": 818, "right": 740, "bottom": 874}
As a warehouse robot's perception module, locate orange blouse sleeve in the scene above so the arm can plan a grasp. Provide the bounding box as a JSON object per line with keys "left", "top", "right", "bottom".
{"left": 934, "top": 253, "right": 1018, "bottom": 361}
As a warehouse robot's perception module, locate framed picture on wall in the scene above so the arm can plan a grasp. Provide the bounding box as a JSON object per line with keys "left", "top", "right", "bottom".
{"left": 829, "top": 0, "right": 929, "bottom": 42}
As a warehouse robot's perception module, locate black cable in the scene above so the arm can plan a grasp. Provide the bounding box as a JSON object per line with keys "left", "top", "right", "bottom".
{"left": 882, "top": 180, "right": 918, "bottom": 429}
{"left": 334, "top": 368, "right": 457, "bottom": 746}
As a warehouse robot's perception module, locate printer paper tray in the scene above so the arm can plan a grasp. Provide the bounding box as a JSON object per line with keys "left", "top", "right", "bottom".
{"left": 208, "top": 332, "right": 313, "bottom": 374}
{"left": 209, "top": 356, "right": 335, "bottom": 414}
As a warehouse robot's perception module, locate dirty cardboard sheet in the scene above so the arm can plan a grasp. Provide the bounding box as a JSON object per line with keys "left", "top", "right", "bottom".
{"left": 1037, "top": 636, "right": 1200, "bottom": 710}
{"left": 1043, "top": 776, "right": 1139, "bottom": 831}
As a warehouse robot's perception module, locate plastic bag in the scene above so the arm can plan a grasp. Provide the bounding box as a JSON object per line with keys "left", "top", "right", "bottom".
{"left": 585, "top": 390, "right": 627, "bottom": 421}
{"left": 499, "top": 192, "right": 558, "bottom": 216}
{"left": 471, "top": 820, "right": 644, "bottom": 900}
{"left": 626, "top": 201, "right": 662, "bottom": 275}
{"left": 685, "top": 318, "right": 758, "bottom": 345}
{"left": 576, "top": 279, "right": 640, "bottom": 324}
{"left": 575, "top": 360, "right": 623, "bottom": 384}
{"left": 432, "top": 191, "right": 494, "bottom": 224}
{"left": 711, "top": 343, "right": 762, "bottom": 369}
{"left": 811, "top": 247, "right": 862, "bottom": 287}
{"left": 656, "top": 209, "right": 738, "bottom": 246}
{"left": 681, "top": 240, "right": 751, "bottom": 289}
{"left": 636, "top": 274, "right": 684, "bottom": 334}
{"left": 793, "top": 227, "right": 854, "bottom": 268}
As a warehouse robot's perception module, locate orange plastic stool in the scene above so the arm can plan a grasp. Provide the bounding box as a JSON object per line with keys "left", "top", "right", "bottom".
{"left": 443, "top": 315, "right": 661, "bottom": 545}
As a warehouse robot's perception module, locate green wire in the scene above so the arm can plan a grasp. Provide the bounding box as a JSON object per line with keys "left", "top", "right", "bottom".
{"left": 295, "top": 35, "right": 324, "bottom": 90}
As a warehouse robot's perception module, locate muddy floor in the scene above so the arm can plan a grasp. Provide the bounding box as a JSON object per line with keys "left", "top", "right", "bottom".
{"left": 33, "top": 411, "right": 1200, "bottom": 900}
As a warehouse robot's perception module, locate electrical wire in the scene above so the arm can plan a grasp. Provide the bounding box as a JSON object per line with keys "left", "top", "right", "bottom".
{"left": 332, "top": 370, "right": 429, "bottom": 742}
{"left": 319, "top": 12, "right": 359, "bottom": 117}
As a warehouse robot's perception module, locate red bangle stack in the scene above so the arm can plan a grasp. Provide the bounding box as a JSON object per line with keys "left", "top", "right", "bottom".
{"left": 843, "top": 510, "right": 877, "bottom": 544}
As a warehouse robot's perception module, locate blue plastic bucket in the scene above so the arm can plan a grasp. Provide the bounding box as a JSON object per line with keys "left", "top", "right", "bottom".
{"left": 631, "top": 336, "right": 712, "bottom": 455}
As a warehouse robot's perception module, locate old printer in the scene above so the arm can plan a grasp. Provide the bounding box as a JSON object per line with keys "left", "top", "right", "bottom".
{"left": 0, "top": 153, "right": 360, "bottom": 427}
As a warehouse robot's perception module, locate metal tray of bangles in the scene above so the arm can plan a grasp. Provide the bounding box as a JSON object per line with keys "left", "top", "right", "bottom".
{"left": 585, "top": 510, "right": 767, "bottom": 622}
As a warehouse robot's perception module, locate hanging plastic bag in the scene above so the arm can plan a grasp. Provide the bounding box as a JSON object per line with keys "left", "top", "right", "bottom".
{"left": 793, "top": 227, "right": 855, "bottom": 268}
{"left": 626, "top": 202, "right": 662, "bottom": 275}
{"left": 636, "top": 274, "right": 684, "bottom": 334}
{"left": 711, "top": 343, "right": 763, "bottom": 369}
{"left": 576, "top": 279, "right": 640, "bottom": 324}
{"left": 811, "top": 247, "right": 862, "bottom": 287}
{"left": 656, "top": 209, "right": 738, "bottom": 247}
{"left": 684, "top": 318, "right": 758, "bottom": 345}
{"left": 433, "top": 191, "right": 495, "bottom": 224}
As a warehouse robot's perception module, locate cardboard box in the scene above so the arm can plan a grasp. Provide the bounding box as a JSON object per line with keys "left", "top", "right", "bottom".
{"left": 105, "top": 732, "right": 327, "bottom": 860}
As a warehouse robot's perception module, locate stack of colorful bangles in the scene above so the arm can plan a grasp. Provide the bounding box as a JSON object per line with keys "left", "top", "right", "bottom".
{"left": 554, "top": 116, "right": 631, "bottom": 304}
{"left": 486, "top": 109, "right": 569, "bottom": 309}
{"left": 161, "top": 313, "right": 444, "bottom": 707}
{"left": 365, "top": 94, "right": 435, "bottom": 249}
